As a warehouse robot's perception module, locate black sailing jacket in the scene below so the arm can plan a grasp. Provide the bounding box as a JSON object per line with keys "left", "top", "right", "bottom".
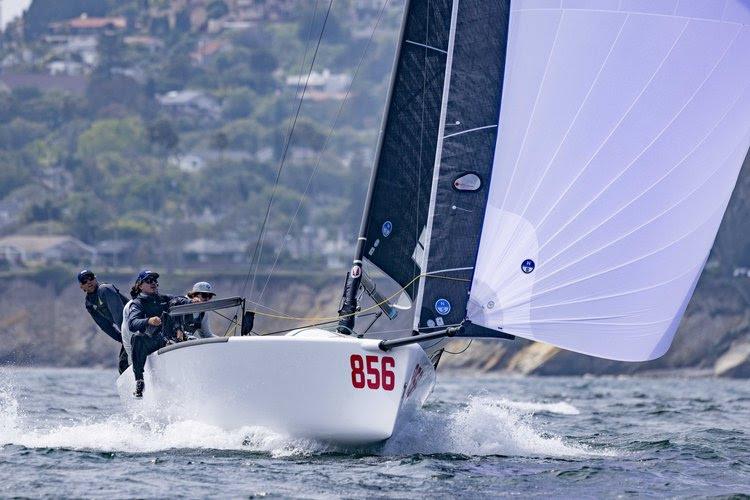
{"left": 127, "top": 293, "right": 190, "bottom": 337}
{"left": 85, "top": 283, "right": 128, "bottom": 343}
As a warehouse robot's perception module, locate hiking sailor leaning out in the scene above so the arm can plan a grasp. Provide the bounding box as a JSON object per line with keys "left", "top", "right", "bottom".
{"left": 182, "top": 281, "right": 218, "bottom": 339}
{"left": 127, "top": 269, "right": 189, "bottom": 398}
{"left": 119, "top": 274, "right": 144, "bottom": 363}
{"left": 79, "top": 269, "right": 130, "bottom": 374}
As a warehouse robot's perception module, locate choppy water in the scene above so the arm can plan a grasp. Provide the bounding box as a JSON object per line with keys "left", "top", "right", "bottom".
{"left": 1, "top": 368, "right": 748, "bottom": 498}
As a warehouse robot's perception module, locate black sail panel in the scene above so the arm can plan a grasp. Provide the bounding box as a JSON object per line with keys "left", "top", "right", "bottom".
{"left": 416, "top": 0, "right": 512, "bottom": 330}
{"left": 363, "top": 0, "right": 453, "bottom": 299}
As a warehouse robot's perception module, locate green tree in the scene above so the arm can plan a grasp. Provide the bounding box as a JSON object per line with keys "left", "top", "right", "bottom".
{"left": 76, "top": 117, "right": 147, "bottom": 159}
{"left": 250, "top": 49, "right": 278, "bottom": 73}
{"left": 291, "top": 118, "right": 326, "bottom": 151}
{"left": 147, "top": 118, "right": 179, "bottom": 154}
{"left": 0, "top": 118, "right": 49, "bottom": 149}
{"left": 0, "top": 151, "right": 32, "bottom": 198}
{"left": 22, "top": 199, "right": 62, "bottom": 223}
{"left": 222, "top": 88, "right": 254, "bottom": 119}
{"left": 64, "top": 193, "right": 113, "bottom": 241}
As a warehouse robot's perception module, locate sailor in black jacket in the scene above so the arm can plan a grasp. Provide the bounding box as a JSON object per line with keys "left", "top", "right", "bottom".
{"left": 79, "top": 270, "right": 130, "bottom": 374}
{"left": 127, "top": 270, "right": 189, "bottom": 397}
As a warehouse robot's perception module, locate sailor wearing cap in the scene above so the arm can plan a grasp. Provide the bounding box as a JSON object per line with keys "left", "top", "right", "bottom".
{"left": 78, "top": 269, "right": 130, "bottom": 374}
{"left": 126, "top": 269, "right": 190, "bottom": 398}
{"left": 182, "top": 282, "right": 217, "bottom": 339}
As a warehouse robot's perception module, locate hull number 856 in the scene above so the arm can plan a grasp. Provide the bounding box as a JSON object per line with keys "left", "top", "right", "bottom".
{"left": 350, "top": 354, "right": 395, "bottom": 391}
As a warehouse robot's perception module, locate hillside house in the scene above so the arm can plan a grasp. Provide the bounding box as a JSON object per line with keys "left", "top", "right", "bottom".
{"left": 0, "top": 235, "right": 96, "bottom": 267}
{"left": 182, "top": 239, "right": 247, "bottom": 266}
{"left": 49, "top": 15, "right": 127, "bottom": 36}
{"left": 95, "top": 240, "right": 136, "bottom": 268}
{"left": 157, "top": 90, "right": 221, "bottom": 121}
{"left": 285, "top": 69, "right": 351, "bottom": 101}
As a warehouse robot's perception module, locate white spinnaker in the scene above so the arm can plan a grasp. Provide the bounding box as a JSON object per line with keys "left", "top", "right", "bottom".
{"left": 467, "top": 1, "right": 750, "bottom": 361}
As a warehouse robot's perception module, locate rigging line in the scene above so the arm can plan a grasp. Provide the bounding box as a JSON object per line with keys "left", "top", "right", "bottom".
{"left": 260, "top": 312, "right": 380, "bottom": 336}
{"left": 244, "top": 298, "right": 290, "bottom": 316}
{"left": 444, "top": 339, "right": 472, "bottom": 355}
{"left": 238, "top": 1, "right": 319, "bottom": 297}
{"left": 241, "top": 0, "right": 336, "bottom": 300}
{"left": 283, "top": 0, "right": 321, "bottom": 146}
{"left": 256, "top": 0, "right": 392, "bottom": 302}
{"left": 245, "top": 0, "right": 335, "bottom": 300}
{"left": 249, "top": 272, "right": 469, "bottom": 322}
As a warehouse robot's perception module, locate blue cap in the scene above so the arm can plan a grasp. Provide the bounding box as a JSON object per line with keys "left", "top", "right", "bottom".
{"left": 77, "top": 269, "right": 95, "bottom": 283}
{"left": 136, "top": 269, "right": 159, "bottom": 282}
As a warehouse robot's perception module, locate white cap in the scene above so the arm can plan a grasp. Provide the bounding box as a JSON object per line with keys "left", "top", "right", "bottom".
{"left": 188, "top": 281, "right": 215, "bottom": 297}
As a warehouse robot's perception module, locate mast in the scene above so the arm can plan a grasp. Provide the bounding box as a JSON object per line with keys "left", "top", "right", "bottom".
{"left": 337, "top": 0, "right": 413, "bottom": 334}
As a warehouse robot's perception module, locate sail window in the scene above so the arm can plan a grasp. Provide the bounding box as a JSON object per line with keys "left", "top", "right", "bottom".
{"left": 453, "top": 173, "right": 482, "bottom": 191}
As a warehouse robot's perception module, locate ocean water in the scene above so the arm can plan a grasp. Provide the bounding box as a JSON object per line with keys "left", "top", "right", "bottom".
{"left": 1, "top": 368, "right": 748, "bottom": 498}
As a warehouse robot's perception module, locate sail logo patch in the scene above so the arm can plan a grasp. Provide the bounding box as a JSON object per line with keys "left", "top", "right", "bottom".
{"left": 382, "top": 220, "right": 393, "bottom": 237}
{"left": 435, "top": 298, "right": 451, "bottom": 316}
{"left": 521, "top": 259, "right": 535, "bottom": 274}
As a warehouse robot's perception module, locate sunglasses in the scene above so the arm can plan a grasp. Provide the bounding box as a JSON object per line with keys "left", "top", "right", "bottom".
{"left": 81, "top": 277, "right": 95, "bottom": 284}
{"left": 143, "top": 277, "right": 159, "bottom": 284}
{"left": 196, "top": 293, "right": 213, "bottom": 299}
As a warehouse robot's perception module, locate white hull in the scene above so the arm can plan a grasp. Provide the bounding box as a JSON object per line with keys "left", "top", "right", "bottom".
{"left": 117, "top": 330, "right": 435, "bottom": 444}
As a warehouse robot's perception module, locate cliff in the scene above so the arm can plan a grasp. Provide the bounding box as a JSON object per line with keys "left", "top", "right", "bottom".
{"left": 1, "top": 268, "right": 749, "bottom": 377}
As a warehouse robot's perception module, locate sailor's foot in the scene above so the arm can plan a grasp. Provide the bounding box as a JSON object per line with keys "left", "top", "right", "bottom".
{"left": 134, "top": 379, "right": 145, "bottom": 398}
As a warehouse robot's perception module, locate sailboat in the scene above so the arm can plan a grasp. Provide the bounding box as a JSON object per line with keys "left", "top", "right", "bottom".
{"left": 117, "top": 0, "right": 750, "bottom": 444}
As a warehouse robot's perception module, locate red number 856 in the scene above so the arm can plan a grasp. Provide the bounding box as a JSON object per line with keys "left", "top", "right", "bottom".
{"left": 350, "top": 354, "right": 395, "bottom": 391}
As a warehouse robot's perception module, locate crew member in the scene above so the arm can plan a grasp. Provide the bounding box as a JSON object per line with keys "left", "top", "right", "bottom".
{"left": 127, "top": 270, "right": 189, "bottom": 397}
{"left": 120, "top": 276, "right": 142, "bottom": 362}
{"left": 183, "top": 281, "right": 217, "bottom": 339}
{"left": 79, "top": 269, "right": 129, "bottom": 374}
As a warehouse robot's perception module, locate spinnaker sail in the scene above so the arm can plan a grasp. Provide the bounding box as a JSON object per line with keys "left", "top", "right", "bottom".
{"left": 467, "top": 1, "right": 750, "bottom": 361}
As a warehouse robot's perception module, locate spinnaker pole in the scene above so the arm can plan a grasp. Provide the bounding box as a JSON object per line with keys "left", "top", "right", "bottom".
{"left": 337, "top": 0, "right": 412, "bottom": 334}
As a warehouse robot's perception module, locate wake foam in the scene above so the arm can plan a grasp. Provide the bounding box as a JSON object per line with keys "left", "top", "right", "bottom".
{"left": 383, "top": 395, "right": 600, "bottom": 458}
{"left": 0, "top": 380, "right": 603, "bottom": 458}
{"left": 495, "top": 399, "right": 580, "bottom": 415}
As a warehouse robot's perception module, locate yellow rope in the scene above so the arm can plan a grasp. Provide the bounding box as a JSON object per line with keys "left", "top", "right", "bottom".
{"left": 250, "top": 272, "right": 469, "bottom": 322}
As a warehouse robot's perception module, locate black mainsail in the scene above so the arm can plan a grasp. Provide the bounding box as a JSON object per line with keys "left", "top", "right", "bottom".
{"left": 339, "top": 0, "right": 512, "bottom": 336}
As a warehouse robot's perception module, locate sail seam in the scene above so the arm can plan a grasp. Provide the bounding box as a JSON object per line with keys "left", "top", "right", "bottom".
{"left": 412, "top": 0, "right": 460, "bottom": 331}
{"left": 443, "top": 124, "right": 498, "bottom": 139}
{"left": 533, "top": 22, "right": 739, "bottom": 270}
{"left": 405, "top": 39, "right": 448, "bottom": 54}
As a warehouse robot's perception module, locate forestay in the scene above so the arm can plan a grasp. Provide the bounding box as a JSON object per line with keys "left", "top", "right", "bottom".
{"left": 467, "top": 1, "right": 750, "bottom": 361}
